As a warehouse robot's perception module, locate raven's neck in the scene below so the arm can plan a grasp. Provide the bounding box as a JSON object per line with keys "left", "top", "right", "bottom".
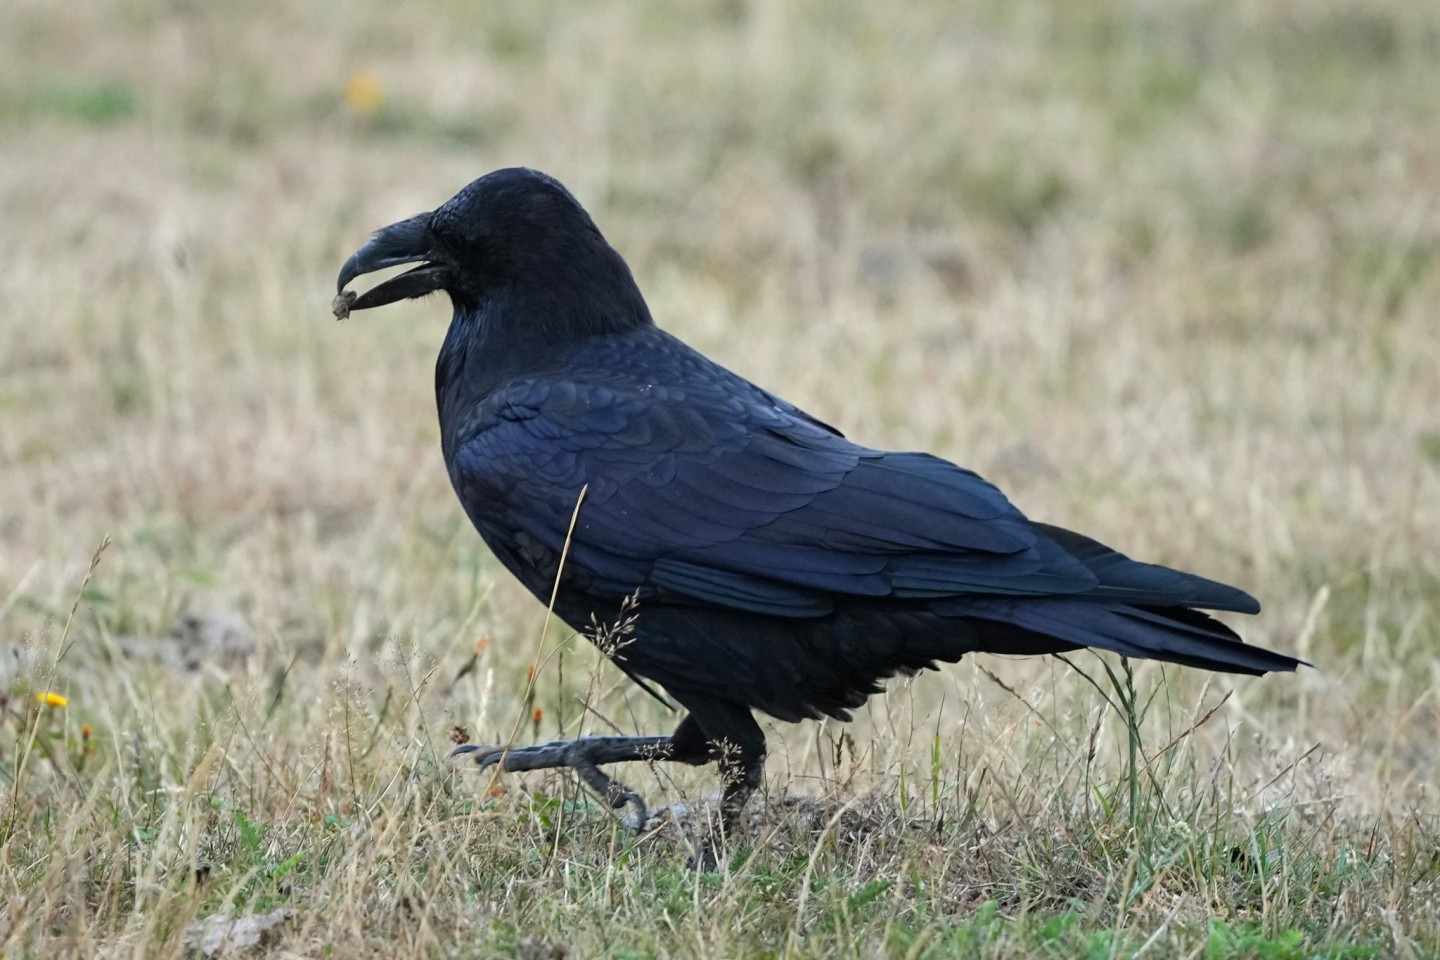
{"left": 434, "top": 249, "right": 653, "bottom": 445}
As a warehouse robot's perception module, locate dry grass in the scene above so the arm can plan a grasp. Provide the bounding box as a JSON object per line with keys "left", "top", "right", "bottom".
{"left": 2, "top": 0, "right": 1439, "bottom": 956}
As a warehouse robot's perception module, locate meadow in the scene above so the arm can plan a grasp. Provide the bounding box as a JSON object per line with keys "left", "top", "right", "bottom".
{"left": 2, "top": 1, "right": 1439, "bottom": 956}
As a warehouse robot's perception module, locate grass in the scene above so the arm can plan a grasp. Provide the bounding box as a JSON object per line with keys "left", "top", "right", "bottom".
{"left": 2, "top": 0, "right": 1439, "bottom": 956}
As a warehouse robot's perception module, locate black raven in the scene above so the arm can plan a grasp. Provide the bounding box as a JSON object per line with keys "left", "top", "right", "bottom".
{"left": 336, "top": 167, "right": 1300, "bottom": 840}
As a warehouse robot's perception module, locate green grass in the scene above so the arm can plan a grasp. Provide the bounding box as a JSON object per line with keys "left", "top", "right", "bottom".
{"left": 2, "top": 0, "right": 1439, "bottom": 956}
{"left": 0, "top": 78, "right": 138, "bottom": 125}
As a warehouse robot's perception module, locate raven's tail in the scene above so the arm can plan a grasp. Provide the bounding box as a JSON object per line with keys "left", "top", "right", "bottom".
{"left": 949, "top": 597, "right": 1303, "bottom": 675}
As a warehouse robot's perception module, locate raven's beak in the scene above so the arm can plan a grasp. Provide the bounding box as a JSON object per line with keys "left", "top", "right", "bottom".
{"left": 335, "top": 213, "right": 451, "bottom": 313}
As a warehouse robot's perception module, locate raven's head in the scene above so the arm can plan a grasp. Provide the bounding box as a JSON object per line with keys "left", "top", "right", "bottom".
{"left": 336, "top": 167, "right": 643, "bottom": 325}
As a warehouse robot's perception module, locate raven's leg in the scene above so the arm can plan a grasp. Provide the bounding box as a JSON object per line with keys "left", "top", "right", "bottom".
{"left": 679, "top": 699, "right": 767, "bottom": 870}
{"left": 451, "top": 715, "right": 713, "bottom": 827}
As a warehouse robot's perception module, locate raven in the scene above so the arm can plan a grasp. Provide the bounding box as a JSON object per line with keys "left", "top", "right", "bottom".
{"left": 336, "top": 167, "right": 1300, "bottom": 842}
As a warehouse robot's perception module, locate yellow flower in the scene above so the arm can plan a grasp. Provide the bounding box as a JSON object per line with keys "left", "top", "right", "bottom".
{"left": 35, "top": 691, "right": 68, "bottom": 708}
{"left": 344, "top": 72, "right": 384, "bottom": 116}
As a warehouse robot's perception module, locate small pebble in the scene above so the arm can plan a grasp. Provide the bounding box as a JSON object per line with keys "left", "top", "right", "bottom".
{"left": 332, "top": 290, "right": 356, "bottom": 320}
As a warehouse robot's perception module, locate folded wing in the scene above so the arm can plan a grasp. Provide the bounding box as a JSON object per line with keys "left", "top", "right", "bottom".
{"left": 453, "top": 372, "right": 1258, "bottom": 621}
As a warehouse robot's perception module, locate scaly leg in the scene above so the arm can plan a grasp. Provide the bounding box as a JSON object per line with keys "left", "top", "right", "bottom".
{"left": 452, "top": 715, "right": 712, "bottom": 827}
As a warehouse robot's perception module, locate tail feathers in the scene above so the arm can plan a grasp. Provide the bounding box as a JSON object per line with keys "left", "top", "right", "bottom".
{"left": 1033, "top": 523, "right": 1262, "bottom": 615}
{"left": 957, "top": 597, "right": 1304, "bottom": 676}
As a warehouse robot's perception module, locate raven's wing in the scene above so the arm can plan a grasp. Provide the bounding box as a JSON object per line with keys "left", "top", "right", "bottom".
{"left": 451, "top": 368, "right": 1254, "bottom": 619}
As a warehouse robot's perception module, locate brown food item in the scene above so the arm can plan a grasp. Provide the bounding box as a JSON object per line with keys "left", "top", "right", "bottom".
{"left": 332, "top": 290, "right": 356, "bottom": 320}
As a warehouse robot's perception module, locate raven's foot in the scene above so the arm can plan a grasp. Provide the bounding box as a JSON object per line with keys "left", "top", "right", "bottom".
{"left": 451, "top": 710, "right": 763, "bottom": 870}
{"left": 683, "top": 800, "right": 751, "bottom": 870}
{"left": 684, "top": 745, "right": 764, "bottom": 871}
{"left": 688, "top": 838, "right": 721, "bottom": 872}
{"left": 451, "top": 735, "right": 672, "bottom": 830}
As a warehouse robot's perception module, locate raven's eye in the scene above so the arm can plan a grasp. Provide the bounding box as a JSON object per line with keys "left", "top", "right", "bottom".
{"left": 428, "top": 217, "right": 457, "bottom": 245}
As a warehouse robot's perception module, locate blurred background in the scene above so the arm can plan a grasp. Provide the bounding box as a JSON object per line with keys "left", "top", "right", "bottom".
{"left": 1, "top": 0, "right": 1438, "bottom": 954}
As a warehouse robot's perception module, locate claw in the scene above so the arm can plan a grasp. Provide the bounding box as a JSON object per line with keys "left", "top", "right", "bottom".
{"left": 615, "top": 791, "right": 648, "bottom": 831}
{"left": 448, "top": 742, "right": 483, "bottom": 759}
{"left": 687, "top": 838, "right": 720, "bottom": 872}
{"left": 449, "top": 743, "right": 506, "bottom": 769}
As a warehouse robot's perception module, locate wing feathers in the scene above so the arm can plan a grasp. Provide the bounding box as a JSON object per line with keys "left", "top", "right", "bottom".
{"left": 457, "top": 351, "right": 1259, "bottom": 623}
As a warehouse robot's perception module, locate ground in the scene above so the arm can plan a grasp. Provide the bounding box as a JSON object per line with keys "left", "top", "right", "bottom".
{"left": 2, "top": 1, "right": 1438, "bottom": 957}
